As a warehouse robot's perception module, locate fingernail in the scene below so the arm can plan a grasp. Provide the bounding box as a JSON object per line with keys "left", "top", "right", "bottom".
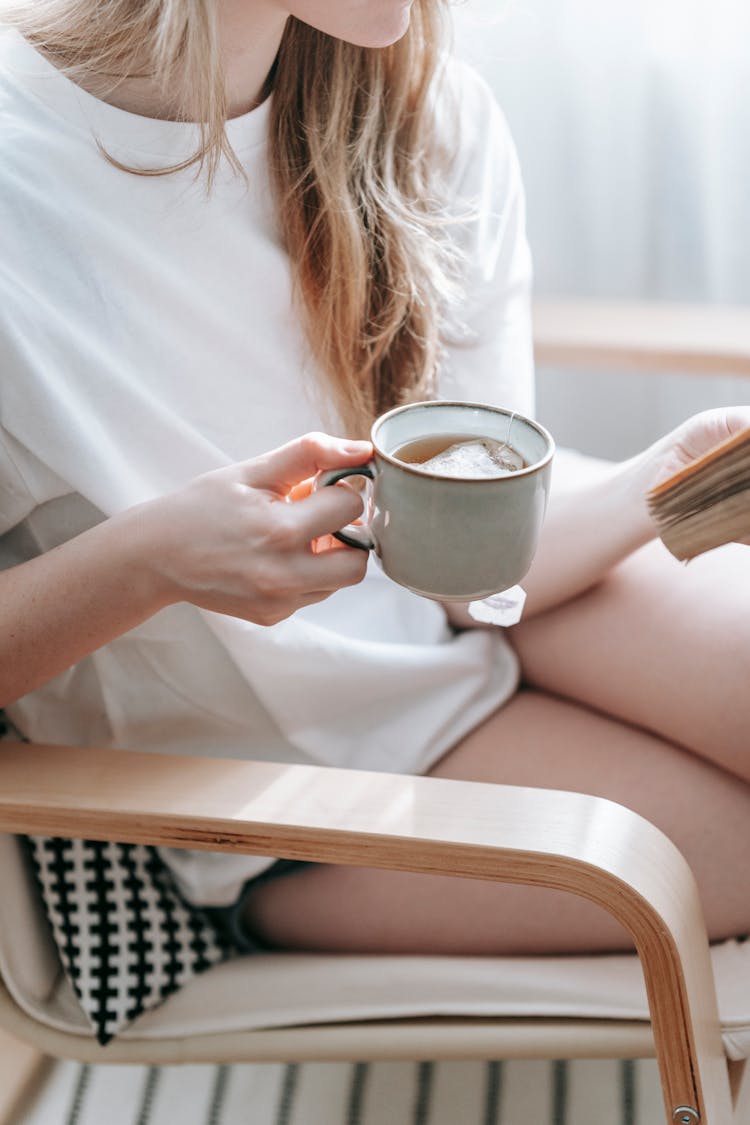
{"left": 343, "top": 440, "right": 371, "bottom": 454}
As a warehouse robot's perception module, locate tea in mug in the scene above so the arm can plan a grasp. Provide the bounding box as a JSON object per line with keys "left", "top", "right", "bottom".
{"left": 393, "top": 434, "right": 526, "bottom": 478}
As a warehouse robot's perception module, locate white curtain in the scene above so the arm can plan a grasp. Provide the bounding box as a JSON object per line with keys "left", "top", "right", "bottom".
{"left": 453, "top": 0, "right": 750, "bottom": 457}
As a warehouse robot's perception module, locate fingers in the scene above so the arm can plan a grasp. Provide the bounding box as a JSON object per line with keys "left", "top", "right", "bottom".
{"left": 677, "top": 409, "right": 750, "bottom": 460}
{"left": 244, "top": 433, "right": 372, "bottom": 495}
{"left": 725, "top": 408, "right": 750, "bottom": 436}
{"left": 176, "top": 435, "right": 373, "bottom": 627}
{"left": 310, "top": 533, "right": 349, "bottom": 554}
{"left": 288, "top": 477, "right": 315, "bottom": 503}
{"left": 287, "top": 482, "right": 366, "bottom": 543}
{"left": 253, "top": 578, "right": 366, "bottom": 626}
{"left": 290, "top": 545, "right": 369, "bottom": 592}
{"left": 247, "top": 547, "right": 368, "bottom": 625}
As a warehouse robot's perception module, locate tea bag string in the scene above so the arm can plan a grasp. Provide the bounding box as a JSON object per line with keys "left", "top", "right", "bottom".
{"left": 496, "top": 411, "right": 517, "bottom": 459}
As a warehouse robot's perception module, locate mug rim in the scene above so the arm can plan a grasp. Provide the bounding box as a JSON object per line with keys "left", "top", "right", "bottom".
{"left": 370, "top": 400, "right": 555, "bottom": 482}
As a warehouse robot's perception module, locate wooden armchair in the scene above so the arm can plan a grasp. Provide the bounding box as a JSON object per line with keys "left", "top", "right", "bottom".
{"left": 1, "top": 299, "right": 749, "bottom": 1125}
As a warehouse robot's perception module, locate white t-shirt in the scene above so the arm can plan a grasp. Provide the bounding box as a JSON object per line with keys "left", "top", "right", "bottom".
{"left": 0, "top": 30, "right": 534, "bottom": 905}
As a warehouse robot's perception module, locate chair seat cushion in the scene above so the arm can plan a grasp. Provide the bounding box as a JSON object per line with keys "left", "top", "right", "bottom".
{"left": 2, "top": 834, "right": 750, "bottom": 1059}
{"left": 9, "top": 931, "right": 750, "bottom": 1062}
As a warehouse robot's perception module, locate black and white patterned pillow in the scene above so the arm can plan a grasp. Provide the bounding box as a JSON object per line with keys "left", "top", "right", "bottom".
{"left": 24, "top": 836, "right": 234, "bottom": 1045}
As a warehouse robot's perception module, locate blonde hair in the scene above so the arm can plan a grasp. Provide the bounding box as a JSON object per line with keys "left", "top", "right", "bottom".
{"left": 3, "top": 1, "right": 458, "bottom": 435}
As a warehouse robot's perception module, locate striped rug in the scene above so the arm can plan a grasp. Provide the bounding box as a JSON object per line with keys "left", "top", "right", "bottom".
{"left": 22, "top": 1057, "right": 664, "bottom": 1124}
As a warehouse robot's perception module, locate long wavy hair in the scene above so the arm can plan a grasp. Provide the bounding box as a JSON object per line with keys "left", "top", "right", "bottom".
{"left": 2, "top": 1, "right": 459, "bottom": 435}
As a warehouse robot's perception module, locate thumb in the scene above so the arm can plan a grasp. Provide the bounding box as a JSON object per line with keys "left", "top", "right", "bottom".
{"left": 243, "top": 432, "right": 372, "bottom": 495}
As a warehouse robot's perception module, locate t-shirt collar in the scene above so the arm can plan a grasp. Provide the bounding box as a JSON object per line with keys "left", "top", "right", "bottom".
{"left": 0, "top": 28, "right": 271, "bottom": 160}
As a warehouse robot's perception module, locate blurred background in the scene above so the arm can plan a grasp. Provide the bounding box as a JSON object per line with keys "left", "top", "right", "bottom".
{"left": 452, "top": 0, "right": 750, "bottom": 458}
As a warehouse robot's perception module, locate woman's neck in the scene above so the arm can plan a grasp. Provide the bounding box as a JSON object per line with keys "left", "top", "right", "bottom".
{"left": 220, "top": 3, "right": 288, "bottom": 118}
{"left": 61, "top": 1, "right": 288, "bottom": 122}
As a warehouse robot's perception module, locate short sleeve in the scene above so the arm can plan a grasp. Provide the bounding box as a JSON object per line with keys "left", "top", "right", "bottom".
{"left": 0, "top": 307, "right": 72, "bottom": 535}
{"left": 437, "top": 63, "right": 534, "bottom": 417}
{"left": 0, "top": 427, "right": 37, "bottom": 536}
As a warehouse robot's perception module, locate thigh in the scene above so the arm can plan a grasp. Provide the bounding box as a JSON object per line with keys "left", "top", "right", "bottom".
{"left": 510, "top": 539, "right": 750, "bottom": 783}
{"left": 241, "top": 690, "right": 750, "bottom": 956}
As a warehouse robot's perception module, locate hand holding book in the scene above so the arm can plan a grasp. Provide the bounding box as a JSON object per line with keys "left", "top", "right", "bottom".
{"left": 647, "top": 409, "right": 750, "bottom": 560}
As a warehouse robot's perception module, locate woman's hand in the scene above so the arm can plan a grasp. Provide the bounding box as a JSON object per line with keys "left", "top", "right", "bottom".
{"left": 137, "top": 432, "right": 372, "bottom": 625}
{"left": 495, "top": 407, "right": 750, "bottom": 620}
{"left": 0, "top": 431, "right": 373, "bottom": 704}
{"left": 643, "top": 406, "right": 750, "bottom": 494}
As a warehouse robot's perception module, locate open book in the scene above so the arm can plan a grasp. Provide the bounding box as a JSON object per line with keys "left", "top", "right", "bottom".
{"left": 647, "top": 427, "right": 750, "bottom": 560}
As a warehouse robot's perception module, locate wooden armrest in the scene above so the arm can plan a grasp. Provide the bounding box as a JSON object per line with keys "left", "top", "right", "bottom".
{"left": 0, "top": 1029, "right": 49, "bottom": 1124}
{"left": 533, "top": 297, "right": 750, "bottom": 376}
{"left": 0, "top": 740, "right": 731, "bottom": 1121}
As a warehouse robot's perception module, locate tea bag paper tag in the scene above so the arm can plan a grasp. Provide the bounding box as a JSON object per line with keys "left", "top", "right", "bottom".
{"left": 467, "top": 585, "right": 526, "bottom": 627}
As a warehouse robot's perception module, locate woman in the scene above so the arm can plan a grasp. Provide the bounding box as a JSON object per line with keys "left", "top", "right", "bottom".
{"left": 0, "top": 0, "right": 749, "bottom": 986}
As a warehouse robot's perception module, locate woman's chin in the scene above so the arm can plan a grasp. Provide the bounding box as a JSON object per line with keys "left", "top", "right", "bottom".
{"left": 355, "top": 3, "right": 414, "bottom": 48}
{"left": 292, "top": 0, "right": 415, "bottom": 50}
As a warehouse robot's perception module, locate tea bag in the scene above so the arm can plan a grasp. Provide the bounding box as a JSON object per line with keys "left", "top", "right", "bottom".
{"left": 467, "top": 585, "right": 527, "bottom": 626}
{"left": 420, "top": 438, "right": 524, "bottom": 479}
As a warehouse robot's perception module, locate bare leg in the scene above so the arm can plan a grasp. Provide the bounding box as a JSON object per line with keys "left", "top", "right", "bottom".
{"left": 510, "top": 539, "right": 750, "bottom": 783}
{"left": 241, "top": 690, "right": 750, "bottom": 955}
{"left": 241, "top": 538, "right": 750, "bottom": 955}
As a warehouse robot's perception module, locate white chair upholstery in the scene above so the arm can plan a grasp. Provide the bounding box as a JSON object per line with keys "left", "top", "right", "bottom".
{"left": 3, "top": 833, "right": 750, "bottom": 1061}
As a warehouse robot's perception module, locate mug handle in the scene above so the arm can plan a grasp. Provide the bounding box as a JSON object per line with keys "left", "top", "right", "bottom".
{"left": 315, "top": 462, "right": 376, "bottom": 551}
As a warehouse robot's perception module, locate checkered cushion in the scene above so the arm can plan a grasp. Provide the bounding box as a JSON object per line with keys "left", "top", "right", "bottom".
{"left": 24, "top": 836, "right": 233, "bottom": 1044}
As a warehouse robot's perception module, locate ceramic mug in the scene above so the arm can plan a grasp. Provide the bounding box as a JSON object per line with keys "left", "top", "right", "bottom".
{"left": 317, "top": 400, "right": 554, "bottom": 601}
